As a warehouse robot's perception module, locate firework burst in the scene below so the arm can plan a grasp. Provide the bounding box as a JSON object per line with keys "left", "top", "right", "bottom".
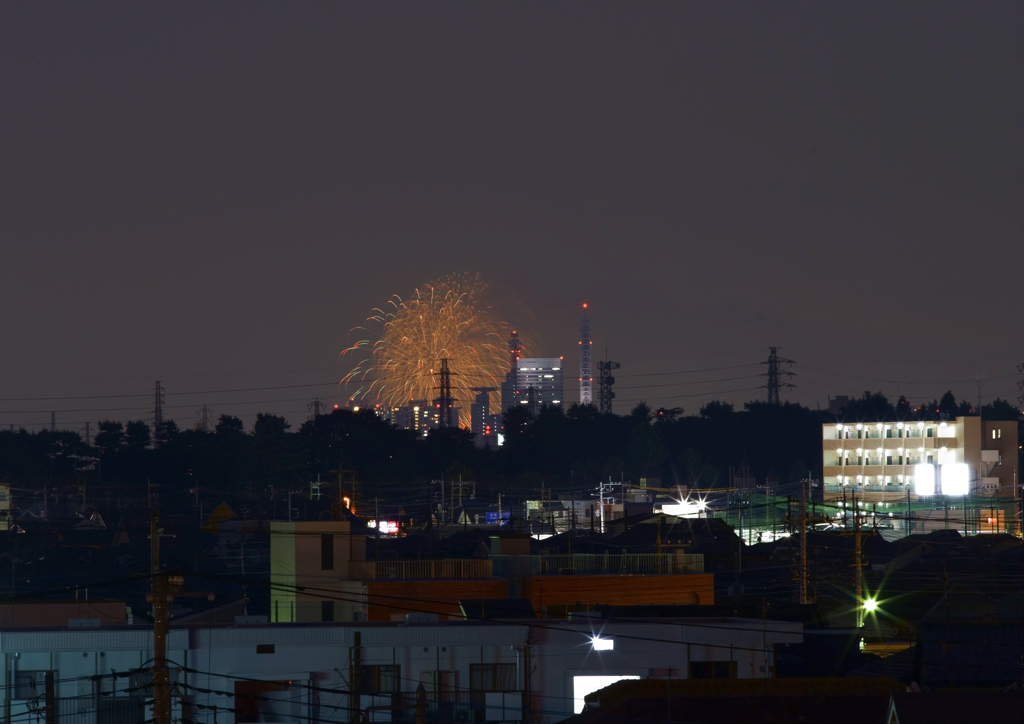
{"left": 342, "top": 274, "right": 526, "bottom": 426}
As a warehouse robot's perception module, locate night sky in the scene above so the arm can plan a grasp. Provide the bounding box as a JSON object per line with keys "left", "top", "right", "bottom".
{"left": 1, "top": 3, "right": 1021, "bottom": 431}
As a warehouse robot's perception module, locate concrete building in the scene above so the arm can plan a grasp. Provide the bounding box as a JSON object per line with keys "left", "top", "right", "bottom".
{"left": 0, "top": 482, "right": 9, "bottom": 531}
{"left": 821, "top": 418, "right": 1019, "bottom": 535}
{"left": 470, "top": 390, "right": 501, "bottom": 447}
{"left": 515, "top": 358, "right": 563, "bottom": 414}
{"left": 385, "top": 401, "right": 436, "bottom": 436}
{"left": 269, "top": 520, "right": 715, "bottom": 622}
{"left": 0, "top": 616, "right": 803, "bottom": 723}
{"left": 822, "top": 418, "right": 1018, "bottom": 501}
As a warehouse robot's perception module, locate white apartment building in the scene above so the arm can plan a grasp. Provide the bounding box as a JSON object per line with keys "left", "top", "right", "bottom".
{"left": 821, "top": 417, "right": 1018, "bottom": 505}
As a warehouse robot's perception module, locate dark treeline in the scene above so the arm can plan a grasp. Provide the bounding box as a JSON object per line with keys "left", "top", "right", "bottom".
{"left": 1, "top": 391, "right": 1019, "bottom": 508}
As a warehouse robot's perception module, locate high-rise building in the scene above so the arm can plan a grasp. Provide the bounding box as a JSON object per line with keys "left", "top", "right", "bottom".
{"left": 516, "top": 357, "right": 564, "bottom": 414}
{"left": 470, "top": 389, "right": 489, "bottom": 439}
{"left": 579, "top": 304, "right": 592, "bottom": 406}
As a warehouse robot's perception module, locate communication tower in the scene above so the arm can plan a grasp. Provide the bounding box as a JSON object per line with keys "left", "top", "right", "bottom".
{"left": 579, "top": 304, "right": 592, "bottom": 405}
{"left": 508, "top": 330, "right": 523, "bottom": 368}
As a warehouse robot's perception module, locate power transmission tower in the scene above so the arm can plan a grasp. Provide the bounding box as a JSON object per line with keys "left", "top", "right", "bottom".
{"left": 435, "top": 358, "right": 455, "bottom": 427}
{"left": 308, "top": 397, "right": 327, "bottom": 419}
{"left": 598, "top": 358, "right": 620, "bottom": 414}
{"left": 196, "top": 406, "right": 214, "bottom": 432}
{"left": 762, "top": 347, "right": 795, "bottom": 404}
{"left": 154, "top": 381, "right": 164, "bottom": 430}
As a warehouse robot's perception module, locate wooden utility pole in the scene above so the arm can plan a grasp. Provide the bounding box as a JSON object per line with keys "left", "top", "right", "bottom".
{"left": 799, "top": 478, "right": 809, "bottom": 605}
{"left": 853, "top": 491, "right": 862, "bottom": 628}
{"left": 149, "top": 511, "right": 213, "bottom": 724}
{"left": 150, "top": 511, "right": 170, "bottom": 724}
{"left": 522, "top": 636, "right": 533, "bottom": 724}
{"left": 44, "top": 671, "right": 55, "bottom": 724}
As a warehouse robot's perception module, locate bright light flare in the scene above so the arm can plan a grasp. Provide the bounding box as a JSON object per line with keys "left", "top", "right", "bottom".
{"left": 941, "top": 463, "right": 970, "bottom": 497}
{"left": 914, "top": 463, "right": 935, "bottom": 496}
{"left": 590, "top": 636, "right": 614, "bottom": 651}
{"left": 660, "top": 494, "right": 707, "bottom": 518}
{"left": 863, "top": 598, "right": 878, "bottom": 613}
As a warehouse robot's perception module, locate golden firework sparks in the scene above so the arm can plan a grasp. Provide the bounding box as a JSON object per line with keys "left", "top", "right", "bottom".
{"left": 342, "top": 274, "right": 528, "bottom": 427}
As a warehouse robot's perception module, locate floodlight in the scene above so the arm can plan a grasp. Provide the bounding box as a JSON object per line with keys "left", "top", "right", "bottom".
{"left": 941, "top": 463, "right": 969, "bottom": 497}
{"left": 914, "top": 463, "right": 936, "bottom": 496}
{"left": 863, "top": 599, "right": 878, "bottom": 613}
{"left": 590, "top": 637, "right": 614, "bottom": 651}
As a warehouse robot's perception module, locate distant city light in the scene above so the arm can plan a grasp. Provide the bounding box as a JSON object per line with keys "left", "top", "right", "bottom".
{"left": 369, "top": 520, "right": 398, "bottom": 534}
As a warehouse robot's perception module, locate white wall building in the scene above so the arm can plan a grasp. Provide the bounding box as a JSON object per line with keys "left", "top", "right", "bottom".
{"left": 0, "top": 617, "right": 802, "bottom": 723}
{"left": 821, "top": 417, "right": 1018, "bottom": 504}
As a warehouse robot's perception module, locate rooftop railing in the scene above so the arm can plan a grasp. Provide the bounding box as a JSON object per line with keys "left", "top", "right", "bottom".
{"left": 374, "top": 559, "right": 493, "bottom": 580}
{"left": 490, "top": 552, "right": 703, "bottom": 576}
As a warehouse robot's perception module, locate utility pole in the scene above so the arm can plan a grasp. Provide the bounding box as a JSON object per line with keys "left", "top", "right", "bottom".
{"left": 373, "top": 497, "right": 382, "bottom": 561}
{"left": 149, "top": 511, "right": 211, "bottom": 724}
{"left": 44, "top": 670, "right": 56, "bottom": 724}
{"left": 1017, "top": 362, "right": 1023, "bottom": 537}
{"left": 799, "top": 477, "right": 809, "bottom": 605}
{"left": 762, "top": 347, "right": 795, "bottom": 405}
{"left": 50, "top": 411, "right": 56, "bottom": 433}
{"left": 853, "top": 490, "right": 863, "bottom": 628}
{"left": 84, "top": 421, "right": 91, "bottom": 446}
{"left": 150, "top": 511, "right": 170, "bottom": 724}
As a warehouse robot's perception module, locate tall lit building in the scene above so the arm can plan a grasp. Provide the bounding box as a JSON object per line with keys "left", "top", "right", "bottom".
{"left": 579, "top": 304, "right": 592, "bottom": 406}
{"left": 516, "top": 357, "right": 564, "bottom": 414}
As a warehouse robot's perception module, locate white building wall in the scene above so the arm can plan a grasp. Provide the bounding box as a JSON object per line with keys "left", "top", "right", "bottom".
{"left": 0, "top": 619, "right": 801, "bottom": 724}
